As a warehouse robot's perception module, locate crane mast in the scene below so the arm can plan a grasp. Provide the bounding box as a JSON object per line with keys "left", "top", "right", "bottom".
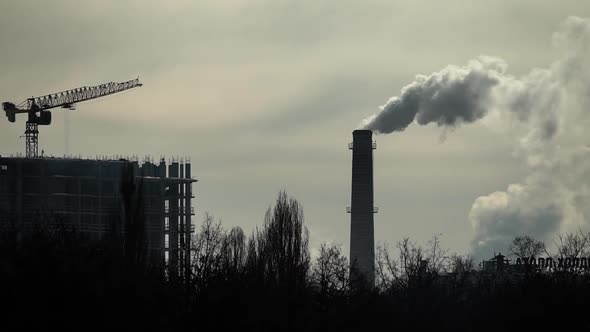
{"left": 2, "top": 78, "right": 142, "bottom": 157}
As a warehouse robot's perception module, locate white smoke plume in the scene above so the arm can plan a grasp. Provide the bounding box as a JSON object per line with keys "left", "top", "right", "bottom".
{"left": 362, "top": 56, "right": 507, "bottom": 134}
{"left": 362, "top": 16, "right": 590, "bottom": 258}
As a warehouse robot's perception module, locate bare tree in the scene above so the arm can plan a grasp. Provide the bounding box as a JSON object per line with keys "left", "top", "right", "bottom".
{"left": 375, "top": 235, "right": 450, "bottom": 293}
{"left": 375, "top": 243, "right": 402, "bottom": 292}
{"left": 220, "top": 226, "right": 247, "bottom": 277}
{"left": 398, "top": 237, "right": 431, "bottom": 289}
{"left": 245, "top": 229, "right": 260, "bottom": 276}
{"left": 549, "top": 230, "right": 590, "bottom": 275}
{"left": 509, "top": 235, "right": 545, "bottom": 259}
{"left": 191, "top": 213, "right": 225, "bottom": 291}
{"left": 448, "top": 254, "right": 475, "bottom": 275}
{"left": 376, "top": 238, "right": 419, "bottom": 291}
{"left": 257, "top": 191, "right": 310, "bottom": 288}
{"left": 447, "top": 253, "right": 475, "bottom": 293}
{"left": 553, "top": 230, "right": 590, "bottom": 259}
{"left": 312, "top": 243, "right": 349, "bottom": 297}
{"left": 426, "top": 234, "right": 449, "bottom": 274}
{"left": 121, "top": 162, "right": 146, "bottom": 267}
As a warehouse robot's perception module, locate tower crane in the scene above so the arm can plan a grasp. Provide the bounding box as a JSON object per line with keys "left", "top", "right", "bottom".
{"left": 2, "top": 78, "right": 142, "bottom": 158}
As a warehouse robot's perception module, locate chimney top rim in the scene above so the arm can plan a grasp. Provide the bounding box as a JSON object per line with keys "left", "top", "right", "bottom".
{"left": 353, "top": 129, "right": 373, "bottom": 136}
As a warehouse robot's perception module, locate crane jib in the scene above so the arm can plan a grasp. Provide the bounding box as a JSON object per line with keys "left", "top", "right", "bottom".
{"left": 2, "top": 78, "right": 141, "bottom": 115}
{"left": 1, "top": 77, "right": 142, "bottom": 157}
{"left": 30, "top": 78, "right": 142, "bottom": 112}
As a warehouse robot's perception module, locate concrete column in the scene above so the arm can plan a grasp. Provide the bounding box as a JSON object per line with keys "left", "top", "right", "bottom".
{"left": 168, "top": 162, "right": 180, "bottom": 276}
{"left": 184, "top": 163, "right": 192, "bottom": 284}
{"left": 16, "top": 159, "right": 23, "bottom": 240}
{"left": 159, "top": 159, "right": 166, "bottom": 266}
{"left": 179, "top": 164, "right": 185, "bottom": 279}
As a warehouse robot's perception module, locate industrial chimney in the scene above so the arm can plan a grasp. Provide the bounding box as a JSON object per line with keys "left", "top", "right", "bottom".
{"left": 348, "top": 129, "right": 376, "bottom": 288}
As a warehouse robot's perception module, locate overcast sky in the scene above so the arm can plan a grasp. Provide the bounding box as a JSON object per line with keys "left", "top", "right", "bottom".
{"left": 1, "top": 1, "right": 589, "bottom": 258}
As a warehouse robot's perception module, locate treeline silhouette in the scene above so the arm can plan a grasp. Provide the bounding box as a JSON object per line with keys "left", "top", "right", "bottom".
{"left": 2, "top": 191, "right": 590, "bottom": 331}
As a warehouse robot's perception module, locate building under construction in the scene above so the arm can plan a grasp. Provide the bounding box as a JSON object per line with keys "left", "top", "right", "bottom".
{"left": 0, "top": 79, "right": 197, "bottom": 278}
{"left": 0, "top": 155, "right": 196, "bottom": 278}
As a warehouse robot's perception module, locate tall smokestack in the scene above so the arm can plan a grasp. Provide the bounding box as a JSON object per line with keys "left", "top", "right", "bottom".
{"left": 349, "top": 129, "right": 375, "bottom": 288}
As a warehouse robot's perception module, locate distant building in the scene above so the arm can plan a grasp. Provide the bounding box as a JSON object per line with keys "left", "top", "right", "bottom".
{"left": 0, "top": 155, "right": 195, "bottom": 277}
{"left": 481, "top": 253, "right": 530, "bottom": 274}
{"left": 482, "top": 253, "right": 509, "bottom": 273}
